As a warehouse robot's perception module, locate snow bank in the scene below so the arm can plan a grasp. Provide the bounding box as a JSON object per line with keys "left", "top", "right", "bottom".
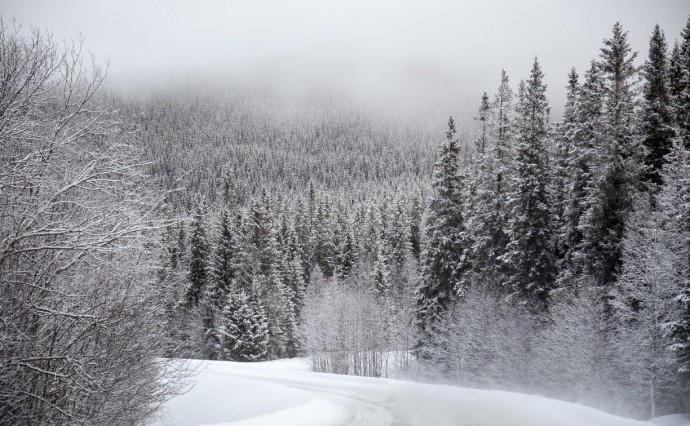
{"left": 152, "top": 359, "right": 340, "bottom": 426}
{"left": 154, "top": 358, "right": 655, "bottom": 426}
{"left": 650, "top": 414, "right": 690, "bottom": 426}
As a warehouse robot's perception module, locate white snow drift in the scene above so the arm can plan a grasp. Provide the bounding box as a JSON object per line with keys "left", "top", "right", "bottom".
{"left": 152, "top": 358, "right": 659, "bottom": 426}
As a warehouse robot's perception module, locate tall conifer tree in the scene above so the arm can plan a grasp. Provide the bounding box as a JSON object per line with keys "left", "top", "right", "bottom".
{"left": 640, "top": 24, "right": 675, "bottom": 186}
{"left": 416, "top": 116, "right": 471, "bottom": 357}
{"left": 502, "top": 58, "right": 555, "bottom": 312}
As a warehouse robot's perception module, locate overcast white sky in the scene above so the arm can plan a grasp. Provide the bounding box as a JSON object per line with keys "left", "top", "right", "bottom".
{"left": 2, "top": 0, "right": 689, "bottom": 117}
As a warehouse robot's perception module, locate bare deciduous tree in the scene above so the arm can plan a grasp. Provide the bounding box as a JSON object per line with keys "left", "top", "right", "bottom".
{"left": 0, "top": 22, "right": 181, "bottom": 425}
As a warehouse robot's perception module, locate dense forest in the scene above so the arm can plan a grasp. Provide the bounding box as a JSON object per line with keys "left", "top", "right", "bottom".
{"left": 2, "top": 14, "right": 690, "bottom": 424}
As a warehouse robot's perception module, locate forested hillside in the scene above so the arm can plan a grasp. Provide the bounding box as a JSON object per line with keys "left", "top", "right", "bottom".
{"left": 150, "top": 19, "right": 690, "bottom": 420}
{"left": 123, "top": 89, "right": 453, "bottom": 208}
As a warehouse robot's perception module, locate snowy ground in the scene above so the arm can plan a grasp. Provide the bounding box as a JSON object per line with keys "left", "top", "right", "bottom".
{"left": 153, "top": 358, "right": 661, "bottom": 426}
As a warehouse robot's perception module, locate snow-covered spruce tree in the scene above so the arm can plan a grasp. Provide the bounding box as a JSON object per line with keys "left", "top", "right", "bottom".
{"left": 640, "top": 24, "right": 675, "bottom": 187}
{"left": 233, "top": 209, "right": 255, "bottom": 293}
{"left": 560, "top": 62, "right": 605, "bottom": 285}
{"left": 372, "top": 237, "right": 392, "bottom": 299}
{"left": 494, "top": 69, "right": 516, "bottom": 171}
{"left": 502, "top": 58, "right": 556, "bottom": 313}
{"left": 0, "top": 25, "right": 179, "bottom": 424}
{"left": 675, "top": 17, "right": 690, "bottom": 149}
{"left": 314, "top": 197, "right": 336, "bottom": 277}
{"left": 386, "top": 197, "right": 412, "bottom": 269}
{"left": 186, "top": 199, "right": 211, "bottom": 307}
{"left": 409, "top": 193, "right": 424, "bottom": 261}
{"left": 216, "top": 289, "right": 269, "bottom": 361}
{"left": 669, "top": 41, "right": 683, "bottom": 103}
{"left": 283, "top": 226, "right": 307, "bottom": 323}
{"left": 467, "top": 89, "right": 510, "bottom": 290}
{"left": 333, "top": 206, "right": 357, "bottom": 279}
{"left": 415, "top": 116, "right": 472, "bottom": 358}
{"left": 251, "top": 189, "right": 280, "bottom": 278}
{"left": 580, "top": 22, "right": 641, "bottom": 289}
{"left": 210, "top": 208, "right": 237, "bottom": 300}
{"left": 201, "top": 206, "right": 238, "bottom": 359}
{"left": 294, "top": 198, "right": 315, "bottom": 283}
{"left": 552, "top": 68, "right": 579, "bottom": 278}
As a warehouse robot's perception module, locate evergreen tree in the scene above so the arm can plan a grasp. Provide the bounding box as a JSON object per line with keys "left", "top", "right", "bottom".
{"left": 233, "top": 210, "right": 255, "bottom": 293}
{"left": 210, "top": 209, "right": 237, "bottom": 298}
{"left": 468, "top": 87, "right": 510, "bottom": 290}
{"left": 284, "top": 229, "right": 307, "bottom": 320}
{"left": 640, "top": 24, "right": 675, "bottom": 186}
{"left": 494, "top": 69, "right": 515, "bottom": 170}
{"left": 333, "top": 206, "right": 356, "bottom": 279}
{"left": 581, "top": 22, "right": 641, "bottom": 289}
{"left": 372, "top": 237, "right": 392, "bottom": 298}
{"left": 314, "top": 197, "right": 336, "bottom": 277}
{"left": 552, "top": 68, "right": 579, "bottom": 282}
{"left": 669, "top": 42, "right": 683, "bottom": 104}
{"left": 186, "top": 199, "right": 210, "bottom": 307}
{"left": 387, "top": 197, "right": 412, "bottom": 268}
{"left": 294, "top": 198, "right": 315, "bottom": 283}
{"left": 251, "top": 189, "right": 281, "bottom": 277}
{"left": 675, "top": 17, "right": 690, "bottom": 149}
{"left": 216, "top": 289, "right": 269, "bottom": 361}
{"left": 408, "top": 193, "right": 424, "bottom": 261}
{"left": 416, "top": 116, "right": 472, "bottom": 357}
{"left": 502, "top": 58, "right": 555, "bottom": 312}
{"left": 566, "top": 62, "right": 606, "bottom": 283}
{"left": 202, "top": 207, "right": 239, "bottom": 359}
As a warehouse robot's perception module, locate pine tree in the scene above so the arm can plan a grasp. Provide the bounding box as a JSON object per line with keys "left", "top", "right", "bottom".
{"left": 675, "top": 17, "right": 690, "bottom": 149}
{"left": 408, "top": 193, "right": 424, "bottom": 261}
{"left": 580, "top": 22, "right": 641, "bottom": 289}
{"left": 502, "top": 58, "right": 555, "bottom": 312}
{"left": 251, "top": 189, "right": 280, "bottom": 277}
{"left": 210, "top": 209, "right": 237, "bottom": 299}
{"left": 669, "top": 42, "right": 683, "bottom": 104}
{"left": 468, "top": 87, "right": 511, "bottom": 290}
{"left": 640, "top": 24, "right": 675, "bottom": 186}
{"left": 415, "top": 116, "right": 472, "bottom": 357}
{"left": 202, "top": 207, "right": 239, "bottom": 359}
{"left": 553, "top": 68, "right": 579, "bottom": 269}
{"left": 476, "top": 92, "right": 491, "bottom": 157}
{"left": 386, "top": 197, "right": 412, "bottom": 268}
{"left": 233, "top": 210, "right": 255, "bottom": 293}
{"left": 567, "top": 62, "right": 606, "bottom": 283}
{"left": 333, "top": 206, "right": 356, "bottom": 279}
{"left": 314, "top": 197, "right": 336, "bottom": 277}
{"left": 186, "top": 199, "right": 210, "bottom": 307}
{"left": 294, "top": 198, "right": 315, "bottom": 283}
{"left": 216, "top": 289, "right": 269, "bottom": 361}
{"left": 285, "top": 229, "right": 307, "bottom": 319}
{"left": 372, "top": 237, "right": 392, "bottom": 298}
{"left": 495, "top": 69, "right": 515, "bottom": 170}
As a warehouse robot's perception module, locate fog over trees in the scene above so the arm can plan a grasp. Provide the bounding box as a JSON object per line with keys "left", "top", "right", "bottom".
{"left": 2, "top": 6, "right": 690, "bottom": 425}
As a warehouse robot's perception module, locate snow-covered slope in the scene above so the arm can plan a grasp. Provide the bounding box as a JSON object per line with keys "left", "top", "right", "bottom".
{"left": 153, "top": 359, "right": 653, "bottom": 426}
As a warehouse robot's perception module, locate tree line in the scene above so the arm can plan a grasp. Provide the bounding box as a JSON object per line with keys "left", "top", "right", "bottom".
{"left": 3, "top": 13, "right": 690, "bottom": 424}
{"left": 159, "top": 19, "right": 690, "bottom": 419}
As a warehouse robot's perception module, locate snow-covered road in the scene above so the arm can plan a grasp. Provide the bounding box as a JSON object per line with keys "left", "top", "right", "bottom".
{"left": 153, "top": 359, "right": 654, "bottom": 426}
